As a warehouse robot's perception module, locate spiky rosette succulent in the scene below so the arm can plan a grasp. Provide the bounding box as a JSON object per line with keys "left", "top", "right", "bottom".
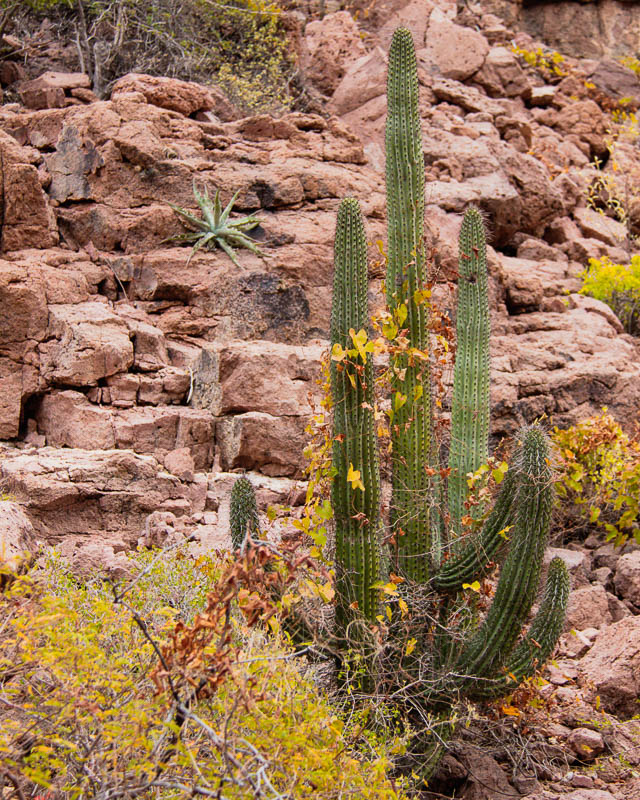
{"left": 168, "top": 181, "right": 265, "bottom": 266}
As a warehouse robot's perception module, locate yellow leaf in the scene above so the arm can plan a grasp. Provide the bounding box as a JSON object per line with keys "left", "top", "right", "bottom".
{"left": 413, "top": 288, "right": 431, "bottom": 305}
{"left": 347, "top": 462, "right": 365, "bottom": 491}
{"left": 394, "top": 392, "right": 407, "bottom": 411}
{"left": 383, "top": 318, "right": 398, "bottom": 340}
{"left": 501, "top": 705, "right": 521, "bottom": 717}
{"left": 398, "top": 598, "right": 409, "bottom": 617}
{"left": 331, "top": 342, "right": 346, "bottom": 362}
{"left": 349, "top": 328, "right": 370, "bottom": 362}
{"left": 405, "top": 637, "right": 417, "bottom": 656}
{"left": 462, "top": 581, "right": 481, "bottom": 593}
{"left": 396, "top": 303, "right": 408, "bottom": 327}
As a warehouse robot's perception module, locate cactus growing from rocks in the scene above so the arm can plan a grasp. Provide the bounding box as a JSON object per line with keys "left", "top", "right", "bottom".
{"left": 331, "top": 198, "right": 381, "bottom": 635}
{"left": 328, "top": 26, "right": 569, "bottom": 740}
{"left": 230, "top": 476, "right": 260, "bottom": 552}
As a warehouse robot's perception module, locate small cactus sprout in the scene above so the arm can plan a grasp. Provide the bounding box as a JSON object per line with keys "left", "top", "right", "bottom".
{"left": 230, "top": 476, "right": 260, "bottom": 552}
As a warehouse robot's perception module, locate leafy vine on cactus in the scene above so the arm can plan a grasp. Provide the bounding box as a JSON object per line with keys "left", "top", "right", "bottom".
{"left": 328, "top": 25, "right": 569, "bottom": 774}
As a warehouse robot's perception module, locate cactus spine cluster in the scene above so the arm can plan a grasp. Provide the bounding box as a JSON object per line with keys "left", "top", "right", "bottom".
{"left": 329, "top": 26, "right": 569, "bottom": 727}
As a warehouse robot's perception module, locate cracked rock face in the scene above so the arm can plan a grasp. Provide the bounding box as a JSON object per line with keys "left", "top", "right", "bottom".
{"left": 0, "top": 3, "right": 639, "bottom": 560}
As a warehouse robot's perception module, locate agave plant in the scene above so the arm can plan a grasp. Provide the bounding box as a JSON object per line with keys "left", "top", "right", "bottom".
{"left": 168, "top": 181, "right": 265, "bottom": 266}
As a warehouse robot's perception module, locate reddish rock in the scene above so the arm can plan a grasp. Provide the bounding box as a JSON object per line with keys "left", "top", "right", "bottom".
{"left": 578, "top": 615, "right": 640, "bottom": 718}
{"left": 302, "top": 11, "right": 366, "bottom": 96}
{"left": 110, "top": 73, "right": 219, "bottom": 116}
{"left": 0, "top": 132, "right": 58, "bottom": 251}
{"left": 217, "top": 411, "right": 309, "bottom": 478}
{"left": 587, "top": 59, "right": 640, "bottom": 106}
{"left": 330, "top": 47, "right": 387, "bottom": 116}
{"left": 567, "top": 727, "right": 606, "bottom": 761}
{"left": 554, "top": 100, "right": 607, "bottom": 158}
{"left": 36, "top": 390, "right": 115, "bottom": 450}
{"left": 113, "top": 407, "right": 214, "bottom": 470}
{"left": 614, "top": 550, "right": 640, "bottom": 608}
{"left": 473, "top": 46, "right": 530, "bottom": 98}
{"left": 39, "top": 302, "right": 134, "bottom": 387}
{"left": 573, "top": 207, "right": 629, "bottom": 249}
{"left": 19, "top": 71, "right": 90, "bottom": 110}
{"left": 0, "top": 447, "right": 197, "bottom": 540}
{"left": 216, "top": 340, "right": 324, "bottom": 416}
{"left": 70, "top": 541, "right": 132, "bottom": 580}
{"left": 420, "top": 10, "right": 489, "bottom": 81}
{"left": 164, "top": 447, "right": 195, "bottom": 482}
{"left": 0, "top": 500, "right": 37, "bottom": 570}
{"left": 377, "top": 0, "right": 434, "bottom": 49}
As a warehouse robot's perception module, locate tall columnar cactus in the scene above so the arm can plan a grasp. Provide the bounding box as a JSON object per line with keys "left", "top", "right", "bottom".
{"left": 230, "top": 476, "right": 260, "bottom": 551}
{"left": 331, "top": 198, "right": 381, "bottom": 631}
{"left": 448, "top": 208, "right": 491, "bottom": 534}
{"left": 328, "top": 25, "right": 569, "bottom": 753}
{"left": 385, "top": 28, "right": 433, "bottom": 583}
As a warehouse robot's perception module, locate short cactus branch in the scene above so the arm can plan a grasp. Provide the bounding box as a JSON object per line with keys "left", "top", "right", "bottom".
{"left": 455, "top": 427, "right": 554, "bottom": 683}
{"left": 230, "top": 476, "right": 260, "bottom": 552}
{"left": 448, "top": 207, "right": 490, "bottom": 534}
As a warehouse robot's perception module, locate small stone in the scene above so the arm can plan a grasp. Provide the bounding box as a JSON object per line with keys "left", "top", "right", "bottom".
{"left": 567, "top": 728, "right": 605, "bottom": 761}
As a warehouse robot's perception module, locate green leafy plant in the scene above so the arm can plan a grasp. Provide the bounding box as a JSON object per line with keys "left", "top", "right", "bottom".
{"left": 326, "top": 27, "right": 569, "bottom": 776}
{"left": 0, "top": 550, "right": 407, "bottom": 799}
{"left": 168, "top": 181, "right": 265, "bottom": 266}
{"left": 554, "top": 410, "right": 640, "bottom": 547}
{"left": 10, "top": 1, "right": 295, "bottom": 109}
{"left": 580, "top": 255, "right": 640, "bottom": 335}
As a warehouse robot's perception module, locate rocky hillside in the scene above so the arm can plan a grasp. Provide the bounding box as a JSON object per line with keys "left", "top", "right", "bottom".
{"left": 1, "top": 1, "right": 640, "bottom": 799}
{"left": 1, "top": 0, "right": 640, "bottom": 567}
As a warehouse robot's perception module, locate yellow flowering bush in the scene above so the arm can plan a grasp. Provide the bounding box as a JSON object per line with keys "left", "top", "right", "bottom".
{"left": 580, "top": 255, "right": 640, "bottom": 335}
{"left": 553, "top": 411, "right": 640, "bottom": 547}
{"left": 0, "top": 550, "right": 407, "bottom": 799}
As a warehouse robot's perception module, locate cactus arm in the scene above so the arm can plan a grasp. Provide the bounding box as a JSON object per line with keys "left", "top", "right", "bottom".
{"left": 331, "top": 198, "right": 381, "bottom": 627}
{"left": 385, "top": 27, "right": 432, "bottom": 584}
{"left": 432, "top": 465, "right": 516, "bottom": 593}
{"left": 468, "top": 557, "right": 570, "bottom": 700}
{"left": 230, "top": 476, "right": 260, "bottom": 551}
{"left": 454, "top": 426, "right": 554, "bottom": 682}
{"left": 448, "top": 207, "right": 491, "bottom": 535}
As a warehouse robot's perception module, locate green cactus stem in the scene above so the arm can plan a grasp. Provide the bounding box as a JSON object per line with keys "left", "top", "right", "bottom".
{"left": 230, "top": 476, "right": 260, "bottom": 551}
{"left": 470, "top": 556, "right": 570, "bottom": 700}
{"left": 386, "top": 27, "right": 432, "bottom": 584}
{"left": 331, "top": 198, "right": 381, "bottom": 629}
{"left": 432, "top": 465, "right": 516, "bottom": 593}
{"left": 448, "top": 207, "right": 491, "bottom": 536}
{"left": 454, "top": 426, "right": 554, "bottom": 683}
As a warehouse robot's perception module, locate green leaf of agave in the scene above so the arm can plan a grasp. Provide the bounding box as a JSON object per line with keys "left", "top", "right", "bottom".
{"left": 219, "top": 189, "right": 242, "bottom": 226}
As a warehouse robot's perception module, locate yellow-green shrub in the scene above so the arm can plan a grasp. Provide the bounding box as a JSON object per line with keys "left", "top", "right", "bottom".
{"left": 580, "top": 255, "right": 640, "bottom": 335}
{"left": 8, "top": 0, "right": 294, "bottom": 113}
{"left": 553, "top": 411, "right": 640, "bottom": 546}
{"left": 0, "top": 550, "right": 407, "bottom": 799}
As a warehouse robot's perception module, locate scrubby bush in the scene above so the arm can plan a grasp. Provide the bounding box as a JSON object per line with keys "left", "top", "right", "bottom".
{"left": 0, "top": 549, "right": 406, "bottom": 799}
{"left": 553, "top": 410, "right": 640, "bottom": 546}
{"left": 580, "top": 255, "right": 640, "bottom": 335}
{"left": 6, "top": 0, "right": 295, "bottom": 111}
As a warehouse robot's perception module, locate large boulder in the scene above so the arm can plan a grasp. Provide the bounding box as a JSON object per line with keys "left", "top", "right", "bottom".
{"left": 302, "top": 11, "right": 367, "bottom": 96}
{"left": 578, "top": 616, "right": 640, "bottom": 718}
{"left": 0, "top": 500, "right": 37, "bottom": 570}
